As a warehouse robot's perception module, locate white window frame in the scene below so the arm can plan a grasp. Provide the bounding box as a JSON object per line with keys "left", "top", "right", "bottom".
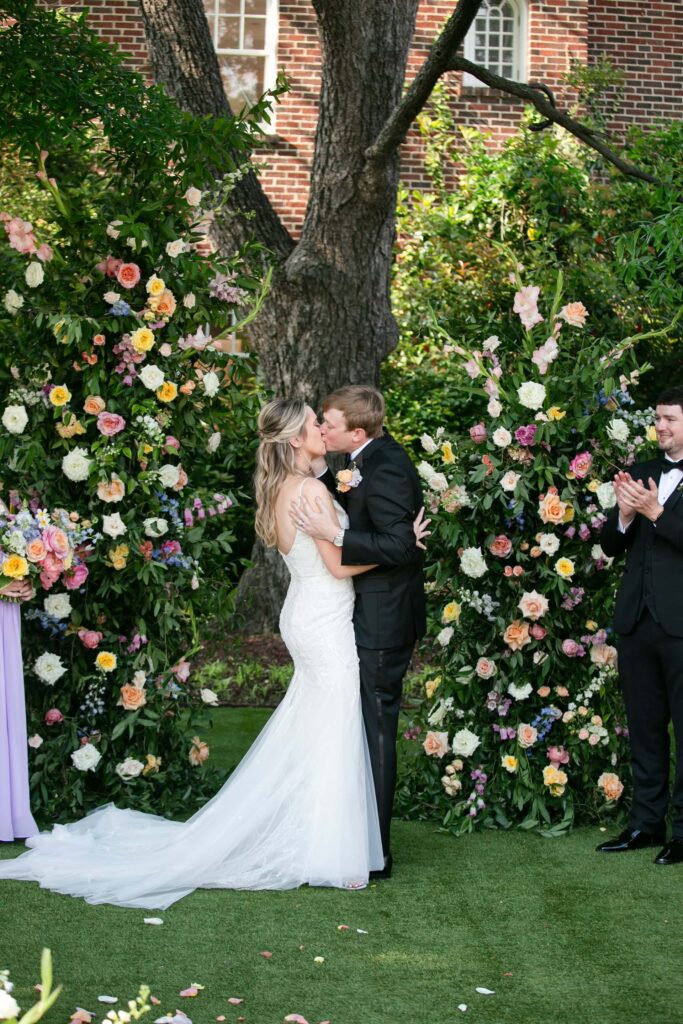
{"left": 204, "top": 0, "right": 279, "bottom": 130}
{"left": 463, "top": 0, "right": 528, "bottom": 88}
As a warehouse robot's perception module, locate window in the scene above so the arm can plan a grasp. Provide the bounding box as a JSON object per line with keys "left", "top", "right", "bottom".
{"left": 463, "top": 0, "right": 527, "bottom": 86}
{"left": 204, "top": 0, "right": 278, "bottom": 119}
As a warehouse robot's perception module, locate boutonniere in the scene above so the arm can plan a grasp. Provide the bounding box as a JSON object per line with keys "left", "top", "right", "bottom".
{"left": 336, "top": 462, "right": 362, "bottom": 493}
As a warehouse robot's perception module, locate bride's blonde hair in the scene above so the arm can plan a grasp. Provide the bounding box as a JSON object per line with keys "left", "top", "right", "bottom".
{"left": 254, "top": 398, "right": 309, "bottom": 547}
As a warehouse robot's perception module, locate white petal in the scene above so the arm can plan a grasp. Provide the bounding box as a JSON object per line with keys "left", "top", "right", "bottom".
{"left": 475, "top": 987, "right": 495, "bottom": 995}
{"left": 144, "top": 917, "right": 164, "bottom": 925}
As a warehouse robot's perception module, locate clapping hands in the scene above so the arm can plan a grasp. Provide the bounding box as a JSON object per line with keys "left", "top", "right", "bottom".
{"left": 613, "top": 471, "right": 663, "bottom": 525}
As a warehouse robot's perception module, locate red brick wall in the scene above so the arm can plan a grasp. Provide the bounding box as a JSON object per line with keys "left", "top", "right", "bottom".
{"left": 49, "top": 1, "right": 683, "bottom": 235}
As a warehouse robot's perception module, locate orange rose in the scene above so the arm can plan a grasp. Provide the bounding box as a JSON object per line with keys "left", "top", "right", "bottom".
{"left": 537, "top": 685, "right": 551, "bottom": 698}
{"left": 423, "top": 731, "right": 450, "bottom": 758}
{"left": 179, "top": 381, "right": 196, "bottom": 395}
{"left": 538, "top": 488, "right": 567, "bottom": 525}
{"left": 84, "top": 395, "right": 106, "bottom": 415}
{"left": 119, "top": 685, "right": 146, "bottom": 711}
{"left": 152, "top": 289, "right": 177, "bottom": 317}
{"left": 25, "top": 537, "right": 47, "bottom": 563}
{"left": 97, "top": 475, "right": 125, "bottom": 502}
{"left": 503, "top": 620, "right": 531, "bottom": 651}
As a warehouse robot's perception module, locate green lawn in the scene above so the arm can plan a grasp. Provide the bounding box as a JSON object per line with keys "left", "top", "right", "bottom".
{"left": 1, "top": 708, "right": 681, "bottom": 1024}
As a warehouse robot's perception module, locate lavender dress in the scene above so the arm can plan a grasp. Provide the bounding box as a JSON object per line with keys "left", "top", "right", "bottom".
{"left": 0, "top": 601, "right": 38, "bottom": 841}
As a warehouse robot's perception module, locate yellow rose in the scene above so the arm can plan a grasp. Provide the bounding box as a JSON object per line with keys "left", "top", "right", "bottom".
{"left": 2, "top": 554, "right": 29, "bottom": 579}
{"left": 527, "top": 226, "right": 537, "bottom": 240}
{"left": 143, "top": 754, "right": 162, "bottom": 776}
{"left": 441, "top": 441, "right": 455, "bottom": 465}
{"left": 130, "top": 327, "right": 155, "bottom": 353}
{"left": 562, "top": 503, "right": 575, "bottom": 523}
{"left": 56, "top": 415, "right": 86, "bottom": 438}
{"left": 146, "top": 274, "right": 166, "bottom": 296}
{"left": 425, "top": 677, "right": 441, "bottom": 700}
{"left": 49, "top": 385, "right": 71, "bottom": 407}
{"left": 95, "top": 651, "right": 117, "bottom": 672}
{"left": 585, "top": 620, "right": 597, "bottom": 632}
{"left": 442, "top": 601, "right": 461, "bottom": 624}
{"left": 586, "top": 479, "right": 600, "bottom": 493}
{"left": 502, "top": 755, "right": 518, "bottom": 773}
{"left": 555, "top": 557, "right": 575, "bottom": 579}
{"left": 157, "top": 381, "right": 178, "bottom": 403}
{"left": 108, "top": 543, "right": 129, "bottom": 570}
{"left": 547, "top": 407, "right": 566, "bottom": 421}
{"left": 646, "top": 425, "right": 657, "bottom": 443}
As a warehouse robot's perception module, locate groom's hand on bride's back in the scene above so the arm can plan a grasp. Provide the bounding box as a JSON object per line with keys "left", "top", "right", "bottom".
{"left": 413, "top": 506, "right": 431, "bottom": 551}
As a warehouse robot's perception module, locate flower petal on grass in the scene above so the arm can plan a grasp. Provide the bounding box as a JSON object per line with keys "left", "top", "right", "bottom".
{"left": 216, "top": 1017, "right": 226, "bottom": 1022}
{"left": 179, "top": 988, "right": 198, "bottom": 998}
{"left": 144, "top": 917, "right": 164, "bottom": 925}
{"left": 475, "top": 988, "right": 495, "bottom": 995}
{"left": 150, "top": 997, "right": 161, "bottom": 1006}
{"left": 259, "top": 951, "right": 273, "bottom": 959}
{"left": 337, "top": 925, "right": 349, "bottom": 931}
{"left": 227, "top": 999, "right": 243, "bottom": 1005}
{"left": 356, "top": 929, "right": 368, "bottom": 935}
{"left": 97, "top": 996, "right": 118, "bottom": 1004}
{"left": 70, "top": 1008, "right": 93, "bottom": 1022}
{"left": 457, "top": 1005, "right": 468, "bottom": 1013}
{"left": 284, "top": 1016, "right": 309, "bottom": 1023}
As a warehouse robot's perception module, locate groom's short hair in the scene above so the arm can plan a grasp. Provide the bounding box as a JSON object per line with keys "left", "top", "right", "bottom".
{"left": 657, "top": 386, "right": 683, "bottom": 412}
{"left": 323, "top": 385, "right": 385, "bottom": 437}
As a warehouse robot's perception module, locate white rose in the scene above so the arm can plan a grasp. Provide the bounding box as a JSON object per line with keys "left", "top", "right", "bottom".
{"left": 103, "top": 290, "right": 121, "bottom": 304}
{"left": 452, "top": 728, "right": 481, "bottom": 757}
{"left": 420, "top": 433, "right": 437, "bottom": 454}
{"left": 500, "top": 470, "right": 519, "bottom": 492}
{"left": 0, "top": 989, "right": 20, "bottom": 1019}
{"left": 158, "top": 463, "right": 180, "bottom": 488}
{"left": 43, "top": 593, "right": 71, "bottom": 620}
{"left": 202, "top": 371, "right": 220, "bottom": 398}
{"left": 460, "top": 546, "right": 488, "bottom": 579}
{"left": 115, "top": 757, "right": 145, "bottom": 780}
{"left": 207, "top": 431, "right": 221, "bottom": 453}
{"left": 539, "top": 533, "right": 560, "bottom": 555}
{"left": 591, "top": 543, "right": 613, "bottom": 566}
{"left": 191, "top": 573, "right": 200, "bottom": 590}
{"left": 139, "top": 364, "right": 165, "bottom": 390}
{"left": 165, "top": 239, "right": 186, "bottom": 258}
{"left": 492, "top": 427, "right": 512, "bottom": 448}
{"left": 71, "top": 743, "right": 102, "bottom": 772}
{"left": 200, "top": 688, "right": 220, "bottom": 706}
{"left": 508, "top": 682, "right": 533, "bottom": 701}
{"left": 25, "top": 261, "right": 44, "bottom": 288}
{"left": 517, "top": 381, "right": 546, "bottom": 410}
{"left": 143, "top": 517, "right": 168, "bottom": 538}
{"left": 4, "top": 289, "right": 24, "bottom": 315}
{"left": 106, "top": 220, "right": 123, "bottom": 239}
{"left": 133, "top": 670, "right": 147, "bottom": 687}
{"left": 487, "top": 398, "right": 502, "bottom": 418}
{"left": 34, "top": 651, "right": 67, "bottom": 685}
{"left": 2, "top": 404, "right": 28, "bottom": 434}
{"left": 185, "top": 187, "right": 202, "bottom": 207}
{"left": 182, "top": 292, "right": 196, "bottom": 309}
{"left": 436, "top": 626, "right": 454, "bottom": 647}
{"left": 102, "top": 512, "right": 127, "bottom": 538}
{"left": 28, "top": 734, "right": 44, "bottom": 749}
{"left": 607, "top": 418, "right": 630, "bottom": 443}
{"left": 417, "top": 461, "right": 448, "bottom": 492}
{"left": 596, "top": 482, "right": 617, "bottom": 510}
{"left": 62, "top": 446, "right": 92, "bottom": 482}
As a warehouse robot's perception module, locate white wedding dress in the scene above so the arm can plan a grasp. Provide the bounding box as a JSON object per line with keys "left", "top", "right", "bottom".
{"left": 0, "top": 501, "right": 383, "bottom": 908}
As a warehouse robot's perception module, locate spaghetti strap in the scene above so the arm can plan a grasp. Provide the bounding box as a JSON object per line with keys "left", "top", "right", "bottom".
{"left": 298, "top": 477, "right": 309, "bottom": 499}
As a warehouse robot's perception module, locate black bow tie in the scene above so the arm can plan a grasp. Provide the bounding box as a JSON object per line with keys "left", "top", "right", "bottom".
{"left": 660, "top": 459, "right": 683, "bottom": 473}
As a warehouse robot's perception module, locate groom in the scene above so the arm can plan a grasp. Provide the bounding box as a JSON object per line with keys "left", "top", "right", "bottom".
{"left": 295, "top": 385, "right": 426, "bottom": 879}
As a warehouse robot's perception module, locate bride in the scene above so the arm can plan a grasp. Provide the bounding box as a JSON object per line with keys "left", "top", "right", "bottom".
{"left": 0, "top": 398, "right": 423, "bottom": 908}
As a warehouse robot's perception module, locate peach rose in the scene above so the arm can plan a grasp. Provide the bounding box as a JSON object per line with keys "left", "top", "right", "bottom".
{"left": 578, "top": 728, "right": 590, "bottom": 740}
{"left": 538, "top": 487, "right": 567, "bottom": 525}
{"left": 537, "top": 685, "right": 551, "bottom": 698}
{"left": 116, "top": 262, "right": 141, "bottom": 289}
{"left": 97, "top": 475, "right": 125, "bottom": 502}
{"left": 588, "top": 733, "right": 601, "bottom": 746}
{"left": 517, "top": 589, "right": 549, "bottom": 621}
{"left": 475, "top": 657, "right": 496, "bottom": 679}
{"left": 559, "top": 301, "right": 588, "bottom": 327}
{"left": 517, "top": 723, "right": 538, "bottom": 748}
{"left": 179, "top": 381, "right": 196, "bottom": 395}
{"left": 598, "top": 772, "right": 624, "bottom": 801}
{"left": 152, "top": 289, "right": 176, "bottom": 317}
{"left": 590, "top": 643, "right": 617, "bottom": 668}
{"left": 84, "top": 395, "right": 106, "bottom": 415}
{"left": 555, "top": 685, "right": 570, "bottom": 698}
{"left": 489, "top": 534, "right": 512, "bottom": 558}
{"left": 189, "top": 736, "right": 210, "bottom": 766}
{"left": 503, "top": 620, "right": 531, "bottom": 651}
{"left": 25, "top": 537, "right": 47, "bottom": 563}
{"left": 119, "top": 684, "right": 147, "bottom": 711}
{"left": 423, "top": 731, "right": 450, "bottom": 758}
{"left": 172, "top": 466, "right": 188, "bottom": 491}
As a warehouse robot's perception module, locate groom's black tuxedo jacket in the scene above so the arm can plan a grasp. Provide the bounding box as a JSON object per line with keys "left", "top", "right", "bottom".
{"left": 321, "top": 433, "right": 426, "bottom": 650}
{"left": 601, "top": 458, "right": 683, "bottom": 636}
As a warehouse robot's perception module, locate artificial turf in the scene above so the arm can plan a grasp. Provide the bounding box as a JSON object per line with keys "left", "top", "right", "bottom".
{"left": 1, "top": 707, "right": 681, "bottom": 1024}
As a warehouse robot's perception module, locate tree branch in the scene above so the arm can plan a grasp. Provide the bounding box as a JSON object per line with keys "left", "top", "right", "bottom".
{"left": 364, "top": 0, "right": 482, "bottom": 172}
{"left": 447, "top": 57, "right": 656, "bottom": 183}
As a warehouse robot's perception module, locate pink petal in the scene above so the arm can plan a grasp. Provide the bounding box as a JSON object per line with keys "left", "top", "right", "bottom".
{"left": 215, "top": 1017, "right": 226, "bottom": 1022}
{"left": 259, "top": 951, "right": 273, "bottom": 959}
{"left": 150, "top": 997, "right": 161, "bottom": 1006}
{"left": 284, "top": 1016, "right": 309, "bottom": 1024}
{"left": 179, "top": 988, "right": 198, "bottom": 998}
{"left": 337, "top": 925, "right": 349, "bottom": 931}
{"left": 227, "top": 999, "right": 243, "bottom": 1005}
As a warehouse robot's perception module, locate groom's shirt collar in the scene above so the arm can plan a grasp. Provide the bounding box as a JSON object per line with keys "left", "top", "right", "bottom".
{"left": 350, "top": 438, "right": 374, "bottom": 461}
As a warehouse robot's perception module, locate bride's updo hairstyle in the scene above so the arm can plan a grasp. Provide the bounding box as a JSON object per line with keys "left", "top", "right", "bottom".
{"left": 254, "top": 398, "right": 308, "bottom": 547}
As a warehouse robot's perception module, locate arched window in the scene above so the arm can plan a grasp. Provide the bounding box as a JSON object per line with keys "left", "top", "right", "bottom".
{"left": 204, "top": 0, "right": 279, "bottom": 119}
{"left": 463, "top": 0, "right": 527, "bottom": 86}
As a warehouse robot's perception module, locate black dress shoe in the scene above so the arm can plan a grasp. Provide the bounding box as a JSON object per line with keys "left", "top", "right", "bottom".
{"left": 654, "top": 838, "right": 683, "bottom": 865}
{"left": 369, "top": 854, "right": 392, "bottom": 880}
{"left": 596, "top": 827, "right": 666, "bottom": 852}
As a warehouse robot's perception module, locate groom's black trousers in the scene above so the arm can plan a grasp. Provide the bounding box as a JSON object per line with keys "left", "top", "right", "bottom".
{"left": 357, "top": 642, "right": 414, "bottom": 856}
{"left": 617, "top": 610, "right": 683, "bottom": 839}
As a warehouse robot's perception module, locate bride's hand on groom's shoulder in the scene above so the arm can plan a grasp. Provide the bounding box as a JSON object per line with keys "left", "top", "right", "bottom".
{"left": 290, "top": 491, "right": 339, "bottom": 542}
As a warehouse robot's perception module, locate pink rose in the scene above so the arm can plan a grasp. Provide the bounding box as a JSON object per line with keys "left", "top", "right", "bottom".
{"left": 165, "top": 435, "right": 181, "bottom": 451}
{"left": 547, "top": 745, "right": 569, "bottom": 766}
{"left": 561, "top": 638, "right": 582, "bottom": 658}
{"left": 569, "top": 451, "right": 593, "bottom": 479}
{"left": 42, "top": 526, "right": 70, "bottom": 561}
{"left": 517, "top": 723, "right": 538, "bottom": 748}
{"left": 116, "top": 262, "right": 141, "bottom": 289}
{"left": 96, "top": 411, "right": 126, "bottom": 437}
{"left": 173, "top": 659, "right": 191, "bottom": 683}
{"left": 529, "top": 623, "right": 546, "bottom": 640}
{"left": 489, "top": 535, "right": 513, "bottom": 558}
{"left": 78, "top": 628, "right": 103, "bottom": 649}
{"left": 588, "top": 733, "right": 601, "bottom": 746}
{"left": 44, "top": 708, "right": 64, "bottom": 726}
{"left": 469, "top": 423, "right": 488, "bottom": 444}
{"left": 514, "top": 424, "right": 537, "bottom": 447}
{"left": 578, "top": 728, "right": 590, "bottom": 740}
{"left": 475, "top": 657, "right": 496, "bottom": 679}
{"left": 64, "top": 563, "right": 89, "bottom": 590}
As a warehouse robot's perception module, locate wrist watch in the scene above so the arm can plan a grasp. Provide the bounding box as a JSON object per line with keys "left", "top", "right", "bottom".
{"left": 332, "top": 528, "right": 345, "bottom": 547}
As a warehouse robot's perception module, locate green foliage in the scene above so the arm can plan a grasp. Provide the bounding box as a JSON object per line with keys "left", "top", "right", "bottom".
{"left": 0, "top": 4, "right": 269, "bottom": 822}
{"left": 394, "top": 269, "right": 670, "bottom": 835}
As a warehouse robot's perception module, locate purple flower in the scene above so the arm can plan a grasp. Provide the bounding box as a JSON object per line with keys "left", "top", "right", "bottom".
{"left": 564, "top": 526, "right": 576, "bottom": 539}
{"left": 514, "top": 424, "right": 537, "bottom": 446}
{"left": 578, "top": 524, "right": 591, "bottom": 541}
